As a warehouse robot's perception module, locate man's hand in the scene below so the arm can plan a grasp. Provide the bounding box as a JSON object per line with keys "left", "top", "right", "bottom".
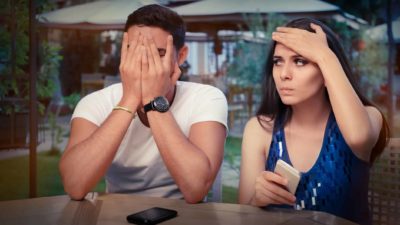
{"left": 119, "top": 32, "right": 143, "bottom": 110}
{"left": 141, "top": 35, "right": 180, "bottom": 104}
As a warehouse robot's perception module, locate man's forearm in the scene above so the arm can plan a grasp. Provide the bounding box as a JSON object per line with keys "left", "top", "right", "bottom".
{"left": 60, "top": 109, "right": 135, "bottom": 200}
{"left": 147, "top": 111, "right": 225, "bottom": 203}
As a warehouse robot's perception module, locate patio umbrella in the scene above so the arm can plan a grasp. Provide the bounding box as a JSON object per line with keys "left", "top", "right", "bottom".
{"left": 38, "top": 0, "right": 341, "bottom": 31}
{"left": 172, "top": 0, "right": 340, "bottom": 32}
{"left": 37, "top": 0, "right": 160, "bottom": 30}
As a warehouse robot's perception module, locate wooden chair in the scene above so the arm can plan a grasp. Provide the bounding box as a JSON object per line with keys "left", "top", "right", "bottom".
{"left": 227, "top": 85, "right": 253, "bottom": 129}
{"left": 81, "top": 73, "right": 105, "bottom": 96}
{"left": 368, "top": 138, "right": 400, "bottom": 225}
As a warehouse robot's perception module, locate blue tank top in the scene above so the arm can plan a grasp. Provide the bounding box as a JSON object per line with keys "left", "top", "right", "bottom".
{"left": 265, "top": 113, "right": 371, "bottom": 225}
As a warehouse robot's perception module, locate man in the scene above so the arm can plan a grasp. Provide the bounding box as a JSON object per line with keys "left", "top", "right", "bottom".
{"left": 59, "top": 4, "right": 228, "bottom": 203}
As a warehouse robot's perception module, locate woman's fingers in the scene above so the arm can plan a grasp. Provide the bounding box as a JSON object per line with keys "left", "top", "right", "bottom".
{"left": 275, "top": 26, "right": 307, "bottom": 34}
{"left": 272, "top": 23, "right": 329, "bottom": 63}
{"left": 310, "top": 23, "right": 323, "bottom": 34}
{"left": 257, "top": 171, "right": 296, "bottom": 205}
{"left": 262, "top": 186, "right": 293, "bottom": 205}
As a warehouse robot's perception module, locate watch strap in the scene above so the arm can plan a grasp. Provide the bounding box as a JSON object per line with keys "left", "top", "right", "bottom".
{"left": 143, "top": 101, "right": 153, "bottom": 113}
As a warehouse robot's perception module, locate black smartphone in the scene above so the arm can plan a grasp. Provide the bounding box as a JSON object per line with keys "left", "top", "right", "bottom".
{"left": 126, "top": 207, "right": 178, "bottom": 225}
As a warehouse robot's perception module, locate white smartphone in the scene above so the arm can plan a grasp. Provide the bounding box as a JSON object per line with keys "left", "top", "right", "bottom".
{"left": 274, "top": 159, "right": 301, "bottom": 194}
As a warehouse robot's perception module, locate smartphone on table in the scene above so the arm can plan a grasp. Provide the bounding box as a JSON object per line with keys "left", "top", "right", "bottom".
{"left": 126, "top": 207, "right": 178, "bottom": 225}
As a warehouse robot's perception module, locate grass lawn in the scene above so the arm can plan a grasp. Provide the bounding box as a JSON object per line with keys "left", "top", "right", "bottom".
{"left": 0, "top": 136, "right": 242, "bottom": 202}
{"left": 223, "top": 136, "right": 241, "bottom": 203}
{"left": 0, "top": 151, "right": 105, "bottom": 201}
{"left": 222, "top": 185, "right": 238, "bottom": 203}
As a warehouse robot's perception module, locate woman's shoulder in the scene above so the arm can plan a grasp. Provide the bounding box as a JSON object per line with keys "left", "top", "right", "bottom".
{"left": 244, "top": 115, "right": 274, "bottom": 133}
{"left": 243, "top": 116, "right": 275, "bottom": 143}
{"left": 242, "top": 116, "right": 275, "bottom": 156}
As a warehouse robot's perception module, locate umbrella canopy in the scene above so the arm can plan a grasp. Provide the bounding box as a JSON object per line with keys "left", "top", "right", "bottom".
{"left": 172, "top": 0, "right": 340, "bottom": 32}
{"left": 38, "top": 0, "right": 340, "bottom": 31}
{"left": 37, "top": 0, "right": 160, "bottom": 30}
{"left": 174, "top": 0, "right": 338, "bottom": 15}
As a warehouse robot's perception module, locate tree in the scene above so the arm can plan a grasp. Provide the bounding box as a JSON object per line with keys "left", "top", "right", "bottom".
{"left": 227, "top": 13, "right": 287, "bottom": 88}
{"left": 323, "top": 0, "right": 389, "bottom": 24}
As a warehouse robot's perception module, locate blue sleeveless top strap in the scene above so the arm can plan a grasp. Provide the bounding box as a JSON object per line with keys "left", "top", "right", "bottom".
{"left": 265, "top": 113, "right": 371, "bottom": 225}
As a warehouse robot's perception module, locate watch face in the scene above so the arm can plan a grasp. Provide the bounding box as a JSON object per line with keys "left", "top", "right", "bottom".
{"left": 152, "top": 96, "right": 169, "bottom": 112}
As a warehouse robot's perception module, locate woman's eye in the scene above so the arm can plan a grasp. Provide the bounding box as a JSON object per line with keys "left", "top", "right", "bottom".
{"left": 273, "top": 58, "right": 282, "bottom": 66}
{"left": 294, "top": 58, "right": 307, "bottom": 66}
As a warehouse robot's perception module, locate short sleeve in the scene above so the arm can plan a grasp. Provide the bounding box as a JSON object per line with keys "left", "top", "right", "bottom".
{"left": 71, "top": 91, "right": 112, "bottom": 126}
{"left": 188, "top": 86, "right": 228, "bottom": 130}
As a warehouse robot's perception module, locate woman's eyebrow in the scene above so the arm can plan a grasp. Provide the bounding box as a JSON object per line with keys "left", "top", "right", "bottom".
{"left": 273, "top": 54, "right": 304, "bottom": 58}
{"left": 293, "top": 54, "right": 305, "bottom": 58}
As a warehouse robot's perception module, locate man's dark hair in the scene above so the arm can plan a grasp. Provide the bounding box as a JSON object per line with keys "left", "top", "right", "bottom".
{"left": 124, "top": 4, "right": 186, "bottom": 50}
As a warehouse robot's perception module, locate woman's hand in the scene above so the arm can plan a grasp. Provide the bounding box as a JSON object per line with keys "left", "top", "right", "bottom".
{"left": 272, "top": 23, "right": 331, "bottom": 64}
{"left": 118, "top": 32, "right": 143, "bottom": 110}
{"left": 141, "top": 35, "right": 180, "bottom": 105}
{"left": 251, "top": 171, "right": 296, "bottom": 207}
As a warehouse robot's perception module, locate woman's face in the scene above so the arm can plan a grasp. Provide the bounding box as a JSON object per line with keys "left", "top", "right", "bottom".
{"left": 272, "top": 43, "right": 325, "bottom": 106}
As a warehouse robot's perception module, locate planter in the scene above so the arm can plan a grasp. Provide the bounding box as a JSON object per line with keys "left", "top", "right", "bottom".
{"left": 0, "top": 111, "right": 29, "bottom": 149}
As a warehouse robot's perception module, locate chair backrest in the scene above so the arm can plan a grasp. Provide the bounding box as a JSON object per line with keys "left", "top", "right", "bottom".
{"left": 104, "top": 75, "right": 121, "bottom": 88}
{"left": 226, "top": 85, "right": 253, "bottom": 130}
{"left": 368, "top": 138, "right": 400, "bottom": 225}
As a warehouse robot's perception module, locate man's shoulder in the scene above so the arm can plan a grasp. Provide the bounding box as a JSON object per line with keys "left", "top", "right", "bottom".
{"left": 99, "top": 82, "right": 123, "bottom": 94}
{"left": 81, "top": 83, "right": 122, "bottom": 100}
{"left": 177, "top": 81, "right": 224, "bottom": 97}
{"left": 77, "top": 83, "right": 122, "bottom": 110}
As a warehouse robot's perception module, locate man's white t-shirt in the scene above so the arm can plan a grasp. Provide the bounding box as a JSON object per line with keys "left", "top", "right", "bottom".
{"left": 72, "top": 81, "right": 228, "bottom": 198}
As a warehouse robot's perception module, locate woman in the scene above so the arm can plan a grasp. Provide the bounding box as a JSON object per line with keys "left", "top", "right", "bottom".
{"left": 238, "top": 18, "right": 389, "bottom": 225}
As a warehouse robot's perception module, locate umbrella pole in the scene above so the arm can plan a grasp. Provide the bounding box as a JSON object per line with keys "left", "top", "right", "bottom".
{"left": 29, "top": 0, "right": 38, "bottom": 198}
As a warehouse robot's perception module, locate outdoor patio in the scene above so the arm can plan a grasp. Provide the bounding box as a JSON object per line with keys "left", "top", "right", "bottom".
{"left": 1, "top": 0, "right": 400, "bottom": 224}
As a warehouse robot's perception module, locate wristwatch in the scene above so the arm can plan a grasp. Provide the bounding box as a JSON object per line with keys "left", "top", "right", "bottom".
{"left": 144, "top": 96, "right": 170, "bottom": 113}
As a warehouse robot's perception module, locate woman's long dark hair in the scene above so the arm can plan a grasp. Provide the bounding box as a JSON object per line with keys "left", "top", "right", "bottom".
{"left": 257, "top": 17, "right": 389, "bottom": 163}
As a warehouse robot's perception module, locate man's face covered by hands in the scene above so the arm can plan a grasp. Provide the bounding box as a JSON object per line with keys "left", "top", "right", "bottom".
{"left": 120, "top": 25, "right": 185, "bottom": 107}
{"left": 128, "top": 25, "right": 172, "bottom": 58}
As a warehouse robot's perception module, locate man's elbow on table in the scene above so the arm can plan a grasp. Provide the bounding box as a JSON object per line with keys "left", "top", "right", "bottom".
{"left": 64, "top": 186, "right": 88, "bottom": 201}
{"left": 183, "top": 193, "right": 205, "bottom": 204}
{"left": 60, "top": 172, "right": 88, "bottom": 200}
{"left": 181, "top": 181, "right": 212, "bottom": 204}
{"left": 59, "top": 165, "right": 87, "bottom": 200}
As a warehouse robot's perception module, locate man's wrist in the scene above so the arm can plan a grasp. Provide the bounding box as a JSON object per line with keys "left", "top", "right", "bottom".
{"left": 143, "top": 96, "right": 155, "bottom": 106}
{"left": 118, "top": 98, "right": 140, "bottom": 112}
{"left": 143, "top": 96, "right": 170, "bottom": 113}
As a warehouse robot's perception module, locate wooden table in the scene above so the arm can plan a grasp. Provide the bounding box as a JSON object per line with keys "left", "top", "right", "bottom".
{"left": 0, "top": 193, "right": 357, "bottom": 225}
